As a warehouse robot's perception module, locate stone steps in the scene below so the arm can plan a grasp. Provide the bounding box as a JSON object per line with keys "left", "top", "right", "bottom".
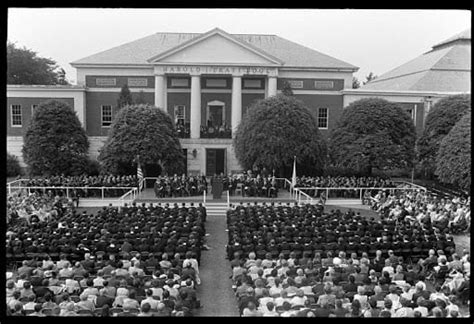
{"left": 205, "top": 202, "right": 229, "bottom": 216}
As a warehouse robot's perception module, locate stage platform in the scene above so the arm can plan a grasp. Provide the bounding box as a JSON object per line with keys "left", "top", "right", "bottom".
{"left": 134, "top": 188, "right": 295, "bottom": 204}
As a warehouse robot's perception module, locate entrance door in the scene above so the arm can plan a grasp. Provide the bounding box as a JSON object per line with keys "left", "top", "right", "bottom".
{"left": 206, "top": 149, "right": 226, "bottom": 176}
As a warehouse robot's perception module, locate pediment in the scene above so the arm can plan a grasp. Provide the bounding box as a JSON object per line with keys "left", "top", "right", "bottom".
{"left": 148, "top": 29, "right": 282, "bottom": 66}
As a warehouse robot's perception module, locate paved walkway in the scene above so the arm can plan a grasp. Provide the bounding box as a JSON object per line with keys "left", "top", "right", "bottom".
{"left": 194, "top": 213, "right": 240, "bottom": 317}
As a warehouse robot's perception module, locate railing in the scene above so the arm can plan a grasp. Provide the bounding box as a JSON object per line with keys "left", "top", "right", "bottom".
{"left": 119, "top": 187, "right": 139, "bottom": 205}
{"left": 200, "top": 127, "right": 232, "bottom": 139}
{"left": 7, "top": 179, "right": 30, "bottom": 195}
{"left": 294, "top": 185, "right": 427, "bottom": 202}
{"left": 7, "top": 186, "right": 138, "bottom": 200}
{"left": 293, "top": 187, "right": 314, "bottom": 205}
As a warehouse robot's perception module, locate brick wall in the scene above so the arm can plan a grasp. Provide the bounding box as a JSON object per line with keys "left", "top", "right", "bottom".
{"left": 6, "top": 97, "right": 74, "bottom": 136}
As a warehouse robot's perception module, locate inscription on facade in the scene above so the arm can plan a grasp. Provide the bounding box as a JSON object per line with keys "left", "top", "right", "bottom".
{"left": 128, "top": 78, "right": 148, "bottom": 87}
{"left": 160, "top": 65, "right": 278, "bottom": 76}
{"left": 96, "top": 78, "right": 117, "bottom": 86}
{"left": 314, "top": 80, "right": 334, "bottom": 89}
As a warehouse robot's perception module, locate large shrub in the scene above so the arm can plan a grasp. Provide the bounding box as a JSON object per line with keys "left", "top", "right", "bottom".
{"left": 329, "top": 98, "right": 417, "bottom": 175}
{"left": 234, "top": 94, "right": 327, "bottom": 177}
{"left": 22, "top": 100, "right": 89, "bottom": 176}
{"left": 435, "top": 111, "right": 471, "bottom": 193}
{"left": 417, "top": 94, "right": 471, "bottom": 178}
{"left": 7, "top": 153, "right": 23, "bottom": 177}
{"left": 98, "top": 104, "right": 184, "bottom": 175}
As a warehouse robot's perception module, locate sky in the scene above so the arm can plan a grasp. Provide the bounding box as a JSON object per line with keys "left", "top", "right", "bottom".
{"left": 7, "top": 8, "right": 471, "bottom": 84}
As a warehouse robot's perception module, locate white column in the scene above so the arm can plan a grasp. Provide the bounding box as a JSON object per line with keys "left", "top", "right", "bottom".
{"left": 73, "top": 91, "right": 86, "bottom": 129}
{"left": 190, "top": 75, "right": 201, "bottom": 139}
{"left": 267, "top": 76, "right": 277, "bottom": 97}
{"left": 231, "top": 76, "right": 242, "bottom": 138}
{"left": 154, "top": 74, "right": 165, "bottom": 110}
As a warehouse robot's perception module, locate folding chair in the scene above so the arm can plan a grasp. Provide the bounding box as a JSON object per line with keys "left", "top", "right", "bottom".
{"left": 77, "top": 309, "right": 93, "bottom": 316}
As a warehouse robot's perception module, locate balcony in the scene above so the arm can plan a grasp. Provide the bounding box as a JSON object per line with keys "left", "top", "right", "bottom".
{"left": 175, "top": 123, "right": 190, "bottom": 139}
{"left": 200, "top": 125, "right": 231, "bottom": 139}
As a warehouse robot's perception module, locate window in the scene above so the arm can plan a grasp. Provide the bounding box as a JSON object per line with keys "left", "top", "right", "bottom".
{"left": 174, "top": 105, "right": 186, "bottom": 125}
{"left": 96, "top": 78, "right": 116, "bottom": 86}
{"left": 170, "top": 78, "right": 189, "bottom": 88}
{"left": 205, "top": 79, "right": 227, "bottom": 88}
{"left": 11, "top": 105, "right": 22, "bottom": 126}
{"left": 31, "top": 104, "right": 39, "bottom": 115}
{"left": 288, "top": 80, "right": 303, "bottom": 89}
{"left": 314, "top": 81, "right": 334, "bottom": 89}
{"left": 128, "top": 78, "right": 148, "bottom": 87}
{"left": 243, "top": 79, "right": 262, "bottom": 89}
{"left": 317, "top": 108, "right": 328, "bottom": 129}
{"left": 101, "top": 105, "right": 113, "bottom": 127}
{"left": 405, "top": 107, "right": 415, "bottom": 120}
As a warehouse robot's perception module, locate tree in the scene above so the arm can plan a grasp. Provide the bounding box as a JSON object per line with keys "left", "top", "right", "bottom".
{"left": 352, "top": 77, "right": 361, "bottom": 89}
{"left": 98, "top": 104, "right": 184, "bottom": 175}
{"left": 135, "top": 90, "right": 147, "bottom": 105}
{"left": 417, "top": 94, "right": 471, "bottom": 178}
{"left": 329, "top": 98, "right": 416, "bottom": 175}
{"left": 117, "top": 84, "right": 133, "bottom": 108}
{"left": 7, "top": 153, "right": 23, "bottom": 177}
{"left": 435, "top": 111, "right": 471, "bottom": 193}
{"left": 234, "top": 94, "right": 327, "bottom": 177}
{"left": 363, "top": 72, "right": 377, "bottom": 85}
{"left": 22, "top": 100, "right": 89, "bottom": 176}
{"left": 7, "top": 41, "right": 70, "bottom": 85}
{"left": 281, "top": 80, "right": 294, "bottom": 96}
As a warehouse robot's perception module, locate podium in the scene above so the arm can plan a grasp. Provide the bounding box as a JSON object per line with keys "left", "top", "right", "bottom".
{"left": 211, "top": 176, "right": 223, "bottom": 199}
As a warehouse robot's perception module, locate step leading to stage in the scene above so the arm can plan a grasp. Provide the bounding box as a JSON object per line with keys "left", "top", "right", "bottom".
{"left": 325, "top": 199, "right": 363, "bottom": 205}
{"left": 205, "top": 202, "right": 229, "bottom": 216}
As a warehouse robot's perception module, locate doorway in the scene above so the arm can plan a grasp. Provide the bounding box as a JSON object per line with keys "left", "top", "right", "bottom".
{"left": 206, "top": 148, "right": 226, "bottom": 176}
{"left": 206, "top": 100, "right": 226, "bottom": 128}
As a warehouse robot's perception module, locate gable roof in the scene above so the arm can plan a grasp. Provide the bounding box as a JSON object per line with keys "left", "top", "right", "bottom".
{"left": 361, "top": 29, "right": 471, "bottom": 92}
{"left": 71, "top": 28, "right": 358, "bottom": 70}
{"left": 147, "top": 27, "right": 283, "bottom": 65}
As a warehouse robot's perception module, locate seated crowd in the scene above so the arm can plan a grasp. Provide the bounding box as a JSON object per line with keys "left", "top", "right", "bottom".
{"left": 7, "top": 190, "right": 72, "bottom": 226}
{"left": 227, "top": 203, "right": 469, "bottom": 317}
{"left": 293, "top": 176, "right": 396, "bottom": 189}
{"left": 225, "top": 174, "right": 279, "bottom": 198}
{"left": 293, "top": 176, "right": 396, "bottom": 199}
{"left": 25, "top": 175, "right": 139, "bottom": 198}
{"left": 6, "top": 250, "right": 202, "bottom": 317}
{"left": 368, "top": 190, "right": 471, "bottom": 234}
{"left": 153, "top": 175, "right": 208, "bottom": 198}
{"left": 6, "top": 202, "right": 207, "bottom": 317}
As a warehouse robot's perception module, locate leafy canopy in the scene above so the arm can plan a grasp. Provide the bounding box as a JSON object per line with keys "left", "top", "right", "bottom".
{"left": 417, "top": 94, "right": 471, "bottom": 176}
{"left": 98, "top": 104, "right": 184, "bottom": 175}
{"left": 234, "top": 94, "right": 327, "bottom": 177}
{"left": 22, "top": 100, "right": 89, "bottom": 176}
{"left": 117, "top": 84, "right": 133, "bottom": 108}
{"left": 330, "top": 98, "right": 416, "bottom": 174}
{"left": 7, "top": 153, "right": 23, "bottom": 177}
{"left": 435, "top": 111, "right": 471, "bottom": 193}
{"left": 7, "top": 41, "right": 69, "bottom": 85}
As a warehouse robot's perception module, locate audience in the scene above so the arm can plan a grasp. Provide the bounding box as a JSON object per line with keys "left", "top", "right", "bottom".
{"left": 228, "top": 202, "right": 470, "bottom": 318}
{"left": 6, "top": 202, "right": 206, "bottom": 317}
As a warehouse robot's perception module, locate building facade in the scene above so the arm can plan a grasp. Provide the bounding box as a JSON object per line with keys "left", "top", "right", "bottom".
{"left": 342, "top": 28, "right": 471, "bottom": 135}
{"left": 7, "top": 28, "right": 358, "bottom": 175}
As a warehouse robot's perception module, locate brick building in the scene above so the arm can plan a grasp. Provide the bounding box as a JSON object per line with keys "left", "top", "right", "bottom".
{"left": 7, "top": 27, "right": 358, "bottom": 175}
{"left": 342, "top": 28, "right": 471, "bottom": 135}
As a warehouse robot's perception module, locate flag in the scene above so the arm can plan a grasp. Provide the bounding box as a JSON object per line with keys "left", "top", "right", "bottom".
{"left": 291, "top": 156, "right": 297, "bottom": 189}
{"left": 137, "top": 156, "right": 144, "bottom": 191}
